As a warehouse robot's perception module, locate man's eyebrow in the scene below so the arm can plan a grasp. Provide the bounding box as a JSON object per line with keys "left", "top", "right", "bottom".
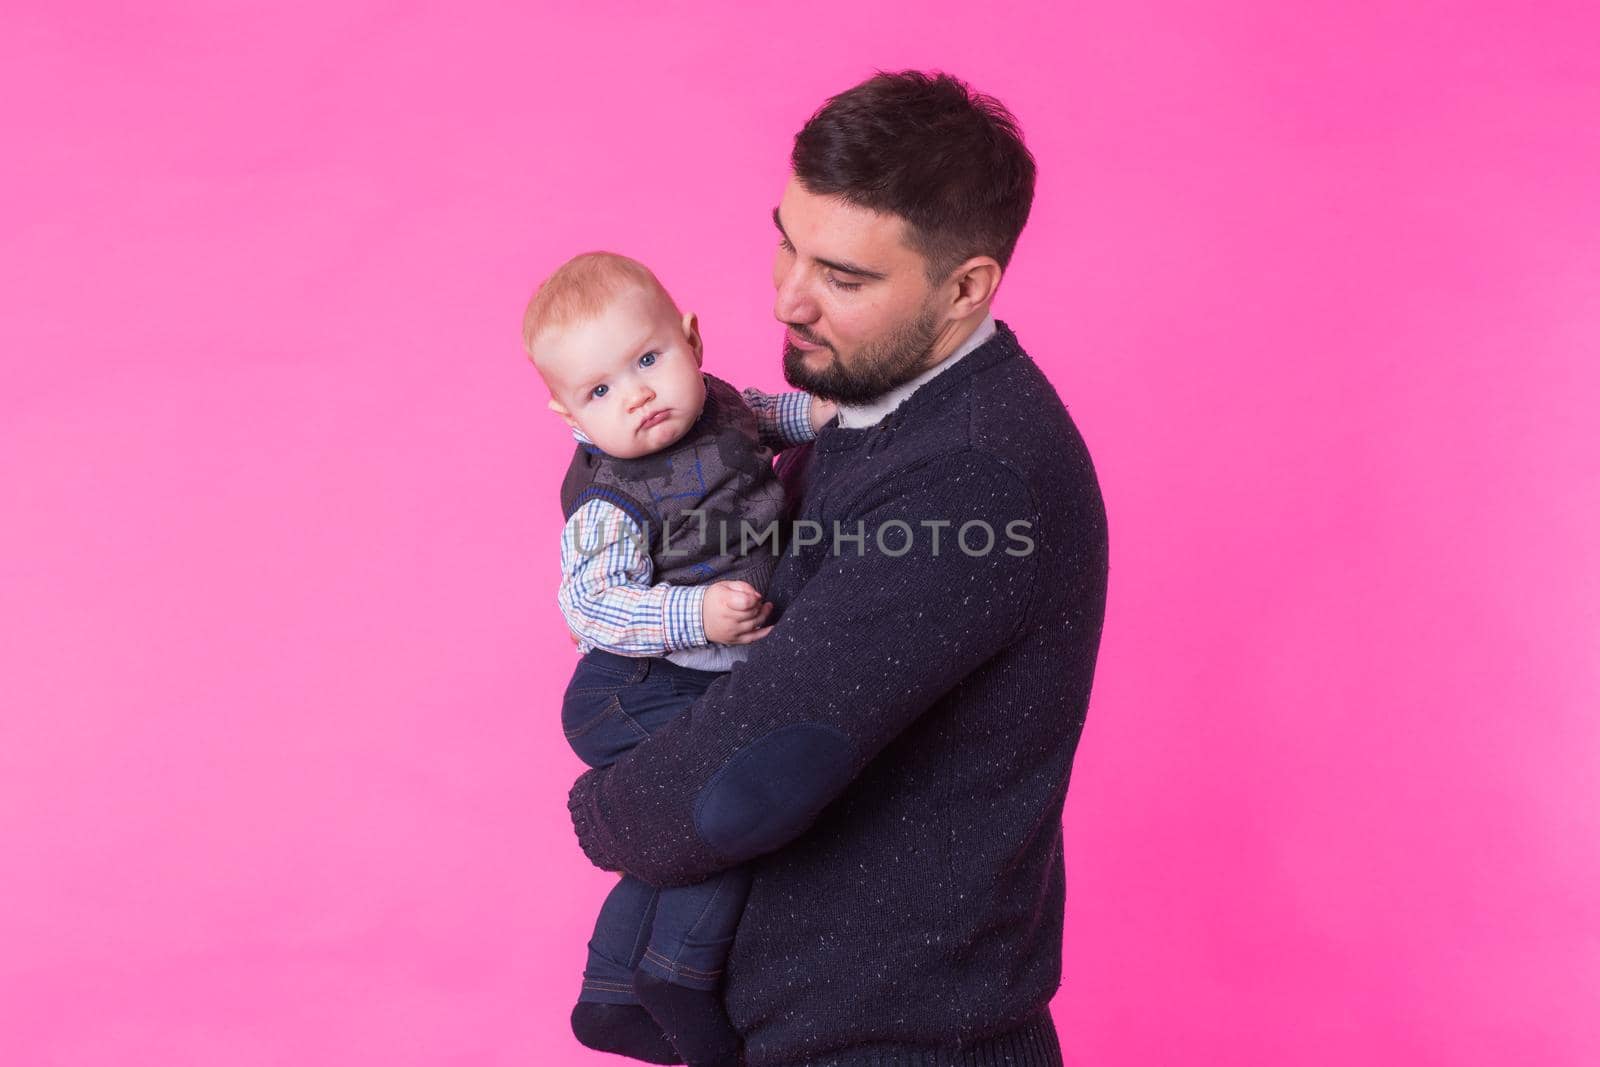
{"left": 772, "top": 207, "right": 888, "bottom": 281}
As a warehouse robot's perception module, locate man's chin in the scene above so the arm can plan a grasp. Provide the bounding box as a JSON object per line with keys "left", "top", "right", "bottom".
{"left": 785, "top": 343, "right": 894, "bottom": 406}
{"left": 782, "top": 341, "right": 833, "bottom": 393}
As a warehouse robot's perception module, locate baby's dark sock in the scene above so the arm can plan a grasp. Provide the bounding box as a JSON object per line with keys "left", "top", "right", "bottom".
{"left": 632, "top": 970, "right": 741, "bottom": 1067}
{"left": 569, "top": 1001, "right": 684, "bottom": 1064}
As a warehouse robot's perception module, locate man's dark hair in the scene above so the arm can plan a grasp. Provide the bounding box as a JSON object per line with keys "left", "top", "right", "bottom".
{"left": 791, "top": 70, "right": 1036, "bottom": 284}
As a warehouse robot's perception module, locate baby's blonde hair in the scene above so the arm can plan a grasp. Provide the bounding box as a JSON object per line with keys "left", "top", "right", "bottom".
{"left": 521, "top": 252, "right": 677, "bottom": 362}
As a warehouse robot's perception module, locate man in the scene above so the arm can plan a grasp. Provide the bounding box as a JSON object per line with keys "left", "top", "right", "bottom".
{"left": 567, "top": 70, "right": 1109, "bottom": 1067}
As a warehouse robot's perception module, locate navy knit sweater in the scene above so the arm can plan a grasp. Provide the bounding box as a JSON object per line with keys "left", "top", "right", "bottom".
{"left": 568, "top": 321, "right": 1109, "bottom": 1067}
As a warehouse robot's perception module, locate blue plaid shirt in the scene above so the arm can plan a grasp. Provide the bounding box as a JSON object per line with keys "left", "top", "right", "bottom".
{"left": 558, "top": 386, "right": 817, "bottom": 658}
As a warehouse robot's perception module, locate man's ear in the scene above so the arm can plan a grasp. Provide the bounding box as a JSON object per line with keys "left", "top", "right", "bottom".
{"left": 682, "top": 311, "right": 704, "bottom": 367}
{"left": 547, "top": 396, "right": 580, "bottom": 430}
{"left": 944, "top": 257, "right": 1003, "bottom": 321}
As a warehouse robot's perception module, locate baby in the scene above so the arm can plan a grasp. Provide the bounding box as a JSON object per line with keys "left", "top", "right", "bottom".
{"left": 522, "top": 252, "right": 833, "bottom": 1067}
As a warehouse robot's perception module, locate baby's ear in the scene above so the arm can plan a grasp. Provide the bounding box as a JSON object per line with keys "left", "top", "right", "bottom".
{"left": 547, "top": 397, "right": 579, "bottom": 429}
{"left": 682, "top": 311, "right": 704, "bottom": 366}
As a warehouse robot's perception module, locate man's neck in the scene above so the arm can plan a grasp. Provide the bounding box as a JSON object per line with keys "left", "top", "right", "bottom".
{"left": 924, "top": 308, "right": 990, "bottom": 371}
{"left": 836, "top": 311, "right": 997, "bottom": 430}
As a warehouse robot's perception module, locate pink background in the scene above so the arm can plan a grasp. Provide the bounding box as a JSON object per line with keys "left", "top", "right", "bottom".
{"left": 3, "top": 2, "right": 1597, "bottom": 1064}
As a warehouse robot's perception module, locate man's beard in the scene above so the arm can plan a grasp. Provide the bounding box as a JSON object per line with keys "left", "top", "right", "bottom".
{"left": 781, "top": 304, "right": 943, "bottom": 406}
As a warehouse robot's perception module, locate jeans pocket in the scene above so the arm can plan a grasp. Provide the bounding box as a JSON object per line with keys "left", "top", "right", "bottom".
{"left": 562, "top": 691, "right": 651, "bottom": 768}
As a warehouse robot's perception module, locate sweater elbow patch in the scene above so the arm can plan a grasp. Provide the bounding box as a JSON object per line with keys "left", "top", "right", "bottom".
{"left": 693, "top": 724, "right": 853, "bottom": 857}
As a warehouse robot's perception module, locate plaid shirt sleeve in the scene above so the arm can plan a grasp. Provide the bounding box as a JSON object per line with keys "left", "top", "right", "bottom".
{"left": 558, "top": 499, "right": 709, "bottom": 656}
{"left": 740, "top": 387, "right": 818, "bottom": 451}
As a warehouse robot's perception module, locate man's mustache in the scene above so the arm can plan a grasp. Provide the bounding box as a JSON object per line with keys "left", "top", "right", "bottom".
{"left": 784, "top": 324, "right": 833, "bottom": 351}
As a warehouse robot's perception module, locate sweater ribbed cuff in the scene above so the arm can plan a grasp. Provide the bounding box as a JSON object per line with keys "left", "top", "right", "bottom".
{"left": 756, "top": 1007, "right": 1063, "bottom": 1067}
{"left": 566, "top": 768, "right": 621, "bottom": 873}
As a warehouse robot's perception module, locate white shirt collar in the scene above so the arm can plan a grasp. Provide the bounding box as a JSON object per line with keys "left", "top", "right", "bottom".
{"left": 834, "top": 313, "right": 997, "bottom": 430}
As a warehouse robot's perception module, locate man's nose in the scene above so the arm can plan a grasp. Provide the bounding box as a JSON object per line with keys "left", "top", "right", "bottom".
{"left": 773, "top": 261, "right": 818, "bottom": 325}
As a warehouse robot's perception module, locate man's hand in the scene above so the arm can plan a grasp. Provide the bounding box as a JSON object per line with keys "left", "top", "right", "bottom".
{"left": 703, "top": 580, "right": 774, "bottom": 645}
{"left": 809, "top": 396, "right": 838, "bottom": 432}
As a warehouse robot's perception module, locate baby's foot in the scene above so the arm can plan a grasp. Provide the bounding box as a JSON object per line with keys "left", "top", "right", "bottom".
{"left": 632, "top": 970, "right": 740, "bottom": 1067}
{"left": 570, "top": 1001, "right": 684, "bottom": 1064}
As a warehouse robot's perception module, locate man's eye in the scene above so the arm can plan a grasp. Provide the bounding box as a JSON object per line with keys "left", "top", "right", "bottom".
{"left": 638, "top": 351, "right": 658, "bottom": 367}
{"left": 826, "top": 274, "right": 863, "bottom": 292}
{"left": 591, "top": 384, "right": 609, "bottom": 399}
{"left": 778, "top": 237, "right": 795, "bottom": 253}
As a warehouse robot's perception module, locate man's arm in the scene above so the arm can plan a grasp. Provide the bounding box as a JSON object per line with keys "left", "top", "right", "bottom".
{"left": 567, "top": 449, "right": 1041, "bottom": 886}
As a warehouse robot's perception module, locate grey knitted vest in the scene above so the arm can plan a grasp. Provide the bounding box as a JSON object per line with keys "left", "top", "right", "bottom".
{"left": 559, "top": 373, "right": 786, "bottom": 591}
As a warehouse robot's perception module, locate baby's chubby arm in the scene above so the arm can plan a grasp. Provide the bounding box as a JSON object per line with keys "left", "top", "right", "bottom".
{"left": 559, "top": 500, "right": 772, "bottom": 654}
{"left": 740, "top": 388, "right": 838, "bottom": 451}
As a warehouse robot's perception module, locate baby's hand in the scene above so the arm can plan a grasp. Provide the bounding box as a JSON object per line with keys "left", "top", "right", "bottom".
{"left": 703, "top": 580, "right": 774, "bottom": 645}
{"left": 810, "top": 396, "right": 838, "bottom": 433}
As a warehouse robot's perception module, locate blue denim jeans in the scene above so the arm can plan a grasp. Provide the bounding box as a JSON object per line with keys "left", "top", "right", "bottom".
{"left": 563, "top": 649, "right": 753, "bottom": 1003}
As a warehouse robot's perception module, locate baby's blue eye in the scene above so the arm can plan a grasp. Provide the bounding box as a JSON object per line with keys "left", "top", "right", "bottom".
{"left": 639, "top": 351, "right": 658, "bottom": 367}
{"left": 591, "top": 384, "right": 609, "bottom": 398}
